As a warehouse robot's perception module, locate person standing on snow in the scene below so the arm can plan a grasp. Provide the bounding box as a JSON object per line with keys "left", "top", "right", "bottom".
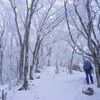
{"left": 83, "top": 60, "right": 94, "bottom": 84}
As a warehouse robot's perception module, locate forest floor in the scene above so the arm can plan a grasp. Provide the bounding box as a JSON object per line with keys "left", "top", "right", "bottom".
{"left": 3, "top": 67, "right": 100, "bottom": 100}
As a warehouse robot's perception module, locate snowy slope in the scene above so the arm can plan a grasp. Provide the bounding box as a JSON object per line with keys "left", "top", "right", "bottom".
{"left": 6, "top": 67, "right": 100, "bottom": 100}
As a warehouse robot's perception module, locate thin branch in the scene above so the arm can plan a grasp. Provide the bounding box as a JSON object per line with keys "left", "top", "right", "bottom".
{"left": 73, "top": 2, "right": 88, "bottom": 35}
{"left": 64, "top": 0, "right": 92, "bottom": 57}
{"left": 70, "top": 13, "right": 87, "bottom": 39}
{"left": 40, "top": 0, "right": 56, "bottom": 30}
{"left": 9, "top": 0, "right": 22, "bottom": 46}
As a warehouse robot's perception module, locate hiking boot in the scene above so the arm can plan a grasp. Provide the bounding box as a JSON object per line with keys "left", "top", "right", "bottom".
{"left": 91, "top": 81, "right": 94, "bottom": 84}
{"left": 87, "top": 82, "right": 89, "bottom": 85}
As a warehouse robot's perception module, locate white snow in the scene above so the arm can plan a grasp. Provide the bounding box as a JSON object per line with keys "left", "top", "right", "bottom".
{"left": 3, "top": 67, "right": 100, "bottom": 100}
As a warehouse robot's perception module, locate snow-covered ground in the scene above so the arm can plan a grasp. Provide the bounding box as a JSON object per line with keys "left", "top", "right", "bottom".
{"left": 3, "top": 67, "right": 100, "bottom": 100}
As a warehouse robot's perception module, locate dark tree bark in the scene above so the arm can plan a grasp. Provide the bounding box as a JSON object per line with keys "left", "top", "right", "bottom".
{"left": 0, "top": 29, "right": 5, "bottom": 84}
{"left": 47, "top": 47, "right": 52, "bottom": 66}
{"left": 30, "top": 35, "right": 41, "bottom": 80}
{"left": 22, "top": 30, "right": 29, "bottom": 90}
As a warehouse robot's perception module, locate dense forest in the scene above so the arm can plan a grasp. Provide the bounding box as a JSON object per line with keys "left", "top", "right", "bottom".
{"left": 0, "top": 0, "right": 100, "bottom": 95}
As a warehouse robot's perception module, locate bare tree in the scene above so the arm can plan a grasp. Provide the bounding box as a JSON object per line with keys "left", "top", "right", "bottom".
{"left": 19, "top": 0, "right": 39, "bottom": 90}
{"left": 9, "top": 0, "right": 39, "bottom": 90}
{"left": 29, "top": 0, "right": 64, "bottom": 79}
{"left": 30, "top": 35, "right": 41, "bottom": 80}
{"left": 64, "top": 0, "right": 100, "bottom": 87}
{"left": 9, "top": 0, "right": 24, "bottom": 81}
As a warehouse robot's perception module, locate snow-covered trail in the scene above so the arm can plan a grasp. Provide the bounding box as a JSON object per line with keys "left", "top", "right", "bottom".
{"left": 7, "top": 69, "right": 100, "bottom": 100}
{"left": 31, "top": 71, "right": 97, "bottom": 100}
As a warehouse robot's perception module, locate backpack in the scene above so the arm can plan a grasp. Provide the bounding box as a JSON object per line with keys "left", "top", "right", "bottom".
{"left": 83, "top": 60, "right": 91, "bottom": 69}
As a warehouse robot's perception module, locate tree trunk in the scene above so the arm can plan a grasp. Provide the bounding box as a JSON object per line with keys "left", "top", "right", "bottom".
{"left": 19, "top": 32, "right": 29, "bottom": 90}
{"left": 29, "top": 36, "right": 41, "bottom": 80}
{"left": 69, "top": 48, "right": 75, "bottom": 74}
{"left": 19, "top": 44, "right": 25, "bottom": 80}
{"left": 55, "top": 50, "right": 59, "bottom": 74}
{"left": 2, "top": 90, "right": 7, "bottom": 100}
{"left": 95, "top": 67, "right": 100, "bottom": 87}
{"left": 0, "top": 42, "right": 3, "bottom": 84}
{"left": 93, "top": 57, "right": 100, "bottom": 87}
{"left": 23, "top": 45, "right": 29, "bottom": 90}
{"left": 47, "top": 47, "right": 52, "bottom": 66}
{"left": 30, "top": 65, "right": 34, "bottom": 80}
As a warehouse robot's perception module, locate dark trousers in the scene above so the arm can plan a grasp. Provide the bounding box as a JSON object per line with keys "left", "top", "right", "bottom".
{"left": 84, "top": 69, "right": 93, "bottom": 84}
